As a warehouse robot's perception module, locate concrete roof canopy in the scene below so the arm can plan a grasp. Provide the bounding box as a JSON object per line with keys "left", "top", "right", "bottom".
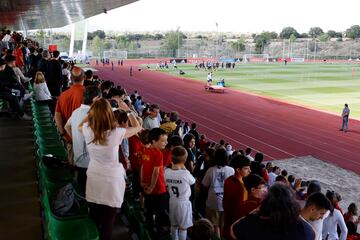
{"left": 0, "top": 0, "right": 138, "bottom": 30}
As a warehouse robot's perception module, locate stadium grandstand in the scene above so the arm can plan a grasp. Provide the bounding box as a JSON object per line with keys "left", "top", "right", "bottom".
{"left": 0, "top": 1, "right": 359, "bottom": 240}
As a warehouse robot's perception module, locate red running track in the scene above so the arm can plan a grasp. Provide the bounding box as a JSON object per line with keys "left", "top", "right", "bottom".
{"left": 93, "top": 60, "right": 360, "bottom": 175}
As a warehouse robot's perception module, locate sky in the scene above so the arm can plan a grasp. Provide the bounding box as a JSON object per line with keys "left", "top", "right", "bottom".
{"left": 56, "top": 0, "right": 360, "bottom": 33}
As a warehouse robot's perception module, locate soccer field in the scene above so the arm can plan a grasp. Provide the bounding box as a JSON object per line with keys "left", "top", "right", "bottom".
{"left": 156, "top": 63, "right": 360, "bottom": 118}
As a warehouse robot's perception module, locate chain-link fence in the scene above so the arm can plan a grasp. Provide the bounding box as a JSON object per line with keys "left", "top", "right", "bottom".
{"left": 50, "top": 37, "right": 360, "bottom": 60}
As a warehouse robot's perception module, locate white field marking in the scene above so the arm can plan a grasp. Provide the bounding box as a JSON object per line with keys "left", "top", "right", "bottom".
{"left": 164, "top": 89, "right": 360, "bottom": 166}
{"left": 141, "top": 90, "right": 296, "bottom": 159}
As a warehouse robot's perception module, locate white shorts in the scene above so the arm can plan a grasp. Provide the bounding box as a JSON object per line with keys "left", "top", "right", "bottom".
{"left": 169, "top": 200, "right": 193, "bottom": 229}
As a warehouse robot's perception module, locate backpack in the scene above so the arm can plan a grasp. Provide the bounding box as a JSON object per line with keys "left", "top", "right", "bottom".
{"left": 51, "top": 183, "right": 85, "bottom": 217}
{"left": 42, "top": 155, "right": 69, "bottom": 169}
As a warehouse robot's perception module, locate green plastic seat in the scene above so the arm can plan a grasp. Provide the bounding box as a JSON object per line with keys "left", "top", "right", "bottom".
{"left": 41, "top": 186, "right": 99, "bottom": 240}
{"left": 37, "top": 147, "right": 67, "bottom": 160}
{"left": 123, "top": 201, "right": 151, "bottom": 240}
{"left": 36, "top": 138, "right": 64, "bottom": 148}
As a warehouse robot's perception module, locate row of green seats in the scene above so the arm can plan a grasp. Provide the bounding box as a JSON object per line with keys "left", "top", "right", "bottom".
{"left": 30, "top": 97, "right": 99, "bottom": 240}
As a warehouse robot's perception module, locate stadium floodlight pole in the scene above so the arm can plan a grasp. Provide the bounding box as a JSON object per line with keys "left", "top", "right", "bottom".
{"left": 177, "top": 26, "right": 180, "bottom": 57}
{"left": 282, "top": 39, "right": 285, "bottom": 60}
{"left": 313, "top": 38, "right": 317, "bottom": 62}
{"left": 215, "top": 22, "right": 218, "bottom": 58}
{"left": 306, "top": 39, "right": 309, "bottom": 61}
{"left": 288, "top": 39, "right": 291, "bottom": 58}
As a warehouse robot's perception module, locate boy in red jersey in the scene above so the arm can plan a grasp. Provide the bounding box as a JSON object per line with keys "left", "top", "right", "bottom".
{"left": 223, "top": 155, "right": 251, "bottom": 239}
{"left": 129, "top": 129, "right": 150, "bottom": 200}
{"left": 140, "top": 128, "right": 168, "bottom": 234}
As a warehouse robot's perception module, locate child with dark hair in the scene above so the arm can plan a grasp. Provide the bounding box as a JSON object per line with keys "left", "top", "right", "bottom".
{"left": 140, "top": 128, "right": 168, "bottom": 235}
{"left": 223, "top": 155, "right": 251, "bottom": 239}
{"left": 202, "top": 148, "right": 234, "bottom": 238}
{"left": 323, "top": 191, "right": 348, "bottom": 240}
{"left": 163, "top": 135, "right": 184, "bottom": 168}
{"left": 183, "top": 133, "right": 196, "bottom": 173}
{"left": 231, "top": 184, "right": 315, "bottom": 240}
{"left": 189, "top": 218, "right": 215, "bottom": 240}
{"left": 128, "top": 129, "right": 150, "bottom": 200}
{"left": 250, "top": 152, "right": 269, "bottom": 183}
{"left": 236, "top": 174, "right": 267, "bottom": 219}
{"left": 194, "top": 147, "right": 216, "bottom": 216}
{"left": 100, "top": 80, "right": 113, "bottom": 98}
{"left": 344, "top": 203, "right": 359, "bottom": 228}
{"left": 165, "top": 146, "right": 195, "bottom": 240}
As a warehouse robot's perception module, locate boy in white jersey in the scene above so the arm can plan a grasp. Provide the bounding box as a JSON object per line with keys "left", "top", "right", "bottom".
{"left": 165, "top": 146, "right": 196, "bottom": 240}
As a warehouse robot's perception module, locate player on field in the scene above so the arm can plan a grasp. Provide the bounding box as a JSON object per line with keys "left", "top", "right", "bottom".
{"left": 165, "top": 146, "right": 196, "bottom": 240}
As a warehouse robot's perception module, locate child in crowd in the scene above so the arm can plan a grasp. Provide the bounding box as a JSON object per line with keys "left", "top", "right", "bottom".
{"left": 165, "top": 146, "right": 196, "bottom": 240}
{"left": 33, "top": 71, "right": 55, "bottom": 113}
{"left": 202, "top": 148, "right": 235, "bottom": 238}
{"left": 189, "top": 218, "right": 215, "bottom": 240}
{"left": 140, "top": 128, "right": 168, "bottom": 235}
{"left": 128, "top": 129, "right": 150, "bottom": 200}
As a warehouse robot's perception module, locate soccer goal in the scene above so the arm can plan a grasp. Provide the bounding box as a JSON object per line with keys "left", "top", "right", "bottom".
{"left": 103, "top": 50, "right": 128, "bottom": 59}
{"left": 290, "top": 57, "right": 305, "bottom": 63}
{"left": 243, "top": 54, "right": 269, "bottom": 63}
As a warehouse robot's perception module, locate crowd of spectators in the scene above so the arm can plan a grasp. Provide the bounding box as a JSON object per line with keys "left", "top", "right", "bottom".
{"left": 1, "top": 28, "right": 359, "bottom": 240}
{"left": 58, "top": 71, "right": 358, "bottom": 240}
{"left": 0, "top": 29, "right": 74, "bottom": 119}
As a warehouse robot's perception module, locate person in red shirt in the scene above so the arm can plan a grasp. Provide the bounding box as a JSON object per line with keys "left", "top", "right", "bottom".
{"left": 129, "top": 129, "right": 150, "bottom": 199}
{"left": 54, "top": 66, "right": 85, "bottom": 163}
{"left": 140, "top": 128, "right": 168, "bottom": 235}
{"left": 162, "top": 135, "right": 183, "bottom": 168}
{"left": 223, "top": 155, "right": 251, "bottom": 240}
{"left": 14, "top": 43, "right": 24, "bottom": 70}
{"left": 199, "top": 134, "right": 208, "bottom": 152}
{"left": 236, "top": 174, "right": 267, "bottom": 220}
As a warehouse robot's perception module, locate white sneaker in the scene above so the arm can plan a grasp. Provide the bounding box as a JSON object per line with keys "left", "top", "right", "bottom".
{"left": 20, "top": 113, "right": 32, "bottom": 121}
{"left": 23, "top": 92, "right": 33, "bottom": 101}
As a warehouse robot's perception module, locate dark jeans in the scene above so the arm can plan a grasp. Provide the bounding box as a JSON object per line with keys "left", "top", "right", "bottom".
{"left": 144, "top": 193, "right": 168, "bottom": 231}
{"left": 88, "top": 202, "right": 117, "bottom": 240}
{"left": 75, "top": 166, "right": 87, "bottom": 196}
{"left": 0, "top": 92, "right": 23, "bottom": 116}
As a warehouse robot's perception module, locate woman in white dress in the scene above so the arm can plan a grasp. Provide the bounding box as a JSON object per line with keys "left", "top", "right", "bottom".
{"left": 80, "top": 98, "right": 142, "bottom": 240}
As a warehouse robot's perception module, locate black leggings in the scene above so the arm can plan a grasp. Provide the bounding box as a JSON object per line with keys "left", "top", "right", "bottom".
{"left": 88, "top": 202, "right": 117, "bottom": 240}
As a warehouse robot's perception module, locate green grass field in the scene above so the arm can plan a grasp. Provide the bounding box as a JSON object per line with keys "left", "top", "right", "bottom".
{"left": 153, "top": 63, "right": 360, "bottom": 118}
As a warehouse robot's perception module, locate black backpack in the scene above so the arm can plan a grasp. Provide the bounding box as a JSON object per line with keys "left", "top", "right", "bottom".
{"left": 42, "top": 155, "right": 69, "bottom": 169}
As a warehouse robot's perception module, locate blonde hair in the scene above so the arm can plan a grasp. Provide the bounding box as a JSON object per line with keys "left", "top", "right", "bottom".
{"left": 34, "top": 71, "right": 46, "bottom": 84}
{"left": 81, "top": 98, "right": 117, "bottom": 145}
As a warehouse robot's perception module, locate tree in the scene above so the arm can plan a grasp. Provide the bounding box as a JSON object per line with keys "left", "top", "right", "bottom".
{"left": 115, "top": 35, "right": 131, "bottom": 49}
{"left": 163, "top": 31, "right": 184, "bottom": 57}
{"left": 345, "top": 25, "right": 360, "bottom": 39}
{"left": 154, "top": 33, "right": 164, "bottom": 40}
{"left": 90, "top": 36, "right": 104, "bottom": 57}
{"left": 35, "top": 30, "right": 46, "bottom": 45}
{"left": 319, "top": 33, "right": 330, "bottom": 42}
{"left": 279, "top": 27, "right": 300, "bottom": 39}
{"left": 88, "top": 30, "right": 106, "bottom": 40}
{"left": 327, "top": 30, "right": 342, "bottom": 38}
{"left": 57, "top": 35, "right": 70, "bottom": 52}
{"left": 308, "top": 27, "right": 324, "bottom": 38}
{"left": 254, "top": 32, "right": 272, "bottom": 53}
{"left": 289, "top": 33, "right": 297, "bottom": 42}
{"left": 300, "top": 33, "right": 309, "bottom": 38}
{"left": 231, "top": 39, "right": 246, "bottom": 52}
